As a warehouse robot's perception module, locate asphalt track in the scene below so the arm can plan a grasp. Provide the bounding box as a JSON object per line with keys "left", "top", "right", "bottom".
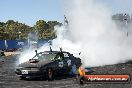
{"left": 0, "top": 55, "right": 132, "bottom": 88}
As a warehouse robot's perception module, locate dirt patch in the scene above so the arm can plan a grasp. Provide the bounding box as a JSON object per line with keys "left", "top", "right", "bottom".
{"left": 4, "top": 52, "right": 20, "bottom": 56}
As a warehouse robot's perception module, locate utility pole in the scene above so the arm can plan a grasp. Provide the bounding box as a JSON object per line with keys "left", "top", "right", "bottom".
{"left": 64, "top": 15, "right": 68, "bottom": 26}
{"left": 123, "top": 13, "right": 128, "bottom": 37}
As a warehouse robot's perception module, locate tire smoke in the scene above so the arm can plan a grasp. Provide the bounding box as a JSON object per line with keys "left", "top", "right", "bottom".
{"left": 62, "top": 0, "right": 132, "bottom": 67}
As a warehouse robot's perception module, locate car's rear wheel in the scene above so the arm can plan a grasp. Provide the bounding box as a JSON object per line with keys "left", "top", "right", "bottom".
{"left": 47, "top": 68, "right": 54, "bottom": 81}
{"left": 77, "top": 76, "right": 86, "bottom": 85}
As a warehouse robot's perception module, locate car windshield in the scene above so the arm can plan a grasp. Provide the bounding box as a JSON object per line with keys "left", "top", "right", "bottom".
{"left": 32, "top": 53, "right": 56, "bottom": 61}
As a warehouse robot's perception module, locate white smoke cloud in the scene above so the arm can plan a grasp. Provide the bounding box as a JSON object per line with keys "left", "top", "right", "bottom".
{"left": 18, "top": 0, "right": 132, "bottom": 67}
{"left": 62, "top": 0, "right": 132, "bottom": 67}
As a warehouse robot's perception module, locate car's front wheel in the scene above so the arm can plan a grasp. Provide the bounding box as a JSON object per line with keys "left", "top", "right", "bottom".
{"left": 47, "top": 68, "right": 54, "bottom": 81}
{"left": 77, "top": 76, "right": 86, "bottom": 85}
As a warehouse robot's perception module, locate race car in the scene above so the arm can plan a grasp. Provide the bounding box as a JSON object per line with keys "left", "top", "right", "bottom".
{"left": 15, "top": 48, "right": 81, "bottom": 80}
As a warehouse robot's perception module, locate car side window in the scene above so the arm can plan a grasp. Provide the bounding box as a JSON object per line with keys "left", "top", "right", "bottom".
{"left": 54, "top": 52, "right": 64, "bottom": 61}
{"left": 63, "top": 53, "right": 69, "bottom": 58}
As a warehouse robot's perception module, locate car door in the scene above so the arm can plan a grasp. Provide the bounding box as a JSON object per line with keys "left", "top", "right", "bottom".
{"left": 62, "top": 52, "right": 72, "bottom": 73}
{"left": 53, "top": 52, "right": 64, "bottom": 74}
{"left": 55, "top": 52, "right": 71, "bottom": 74}
{"left": 63, "top": 53, "right": 71, "bottom": 67}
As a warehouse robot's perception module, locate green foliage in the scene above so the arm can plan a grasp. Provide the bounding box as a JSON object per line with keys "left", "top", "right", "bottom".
{"left": 0, "top": 20, "right": 62, "bottom": 40}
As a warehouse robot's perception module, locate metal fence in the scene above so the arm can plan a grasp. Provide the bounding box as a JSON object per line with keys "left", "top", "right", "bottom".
{"left": 0, "top": 39, "right": 50, "bottom": 50}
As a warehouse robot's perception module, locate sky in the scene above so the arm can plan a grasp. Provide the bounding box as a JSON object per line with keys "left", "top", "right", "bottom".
{"left": 0, "top": 0, "right": 132, "bottom": 26}
{"left": 99, "top": 0, "right": 132, "bottom": 14}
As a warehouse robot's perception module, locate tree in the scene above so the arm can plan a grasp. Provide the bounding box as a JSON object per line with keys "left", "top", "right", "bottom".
{"left": 0, "top": 20, "right": 62, "bottom": 40}
{"left": 35, "top": 20, "right": 48, "bottom": 30}
{"left": 47, "top": 21, "right": 62, "bottom": 30}
{"left": 6, "top": 20, "right": 15, "bottom": 24}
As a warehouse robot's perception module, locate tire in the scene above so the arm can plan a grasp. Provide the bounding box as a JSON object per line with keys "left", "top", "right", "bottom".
{"left": 47, "top": 68, "right": 54, "bottom": 81}
{"left": 77, "top": 76, "right": 86, "bottom": 85}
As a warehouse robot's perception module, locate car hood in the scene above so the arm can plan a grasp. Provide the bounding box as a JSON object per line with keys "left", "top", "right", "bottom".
{"left": 17, "top": 60, "right": 52, "bottom": 68}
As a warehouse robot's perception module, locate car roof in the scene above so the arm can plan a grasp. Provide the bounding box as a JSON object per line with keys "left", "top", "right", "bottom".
{"left": 38, "top": 51, "right": 70, "bottom": 54}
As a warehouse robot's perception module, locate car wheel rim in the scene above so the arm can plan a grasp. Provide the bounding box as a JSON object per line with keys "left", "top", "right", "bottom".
{"left": 48, "top": 69, "right": 52, "bottom": 79}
